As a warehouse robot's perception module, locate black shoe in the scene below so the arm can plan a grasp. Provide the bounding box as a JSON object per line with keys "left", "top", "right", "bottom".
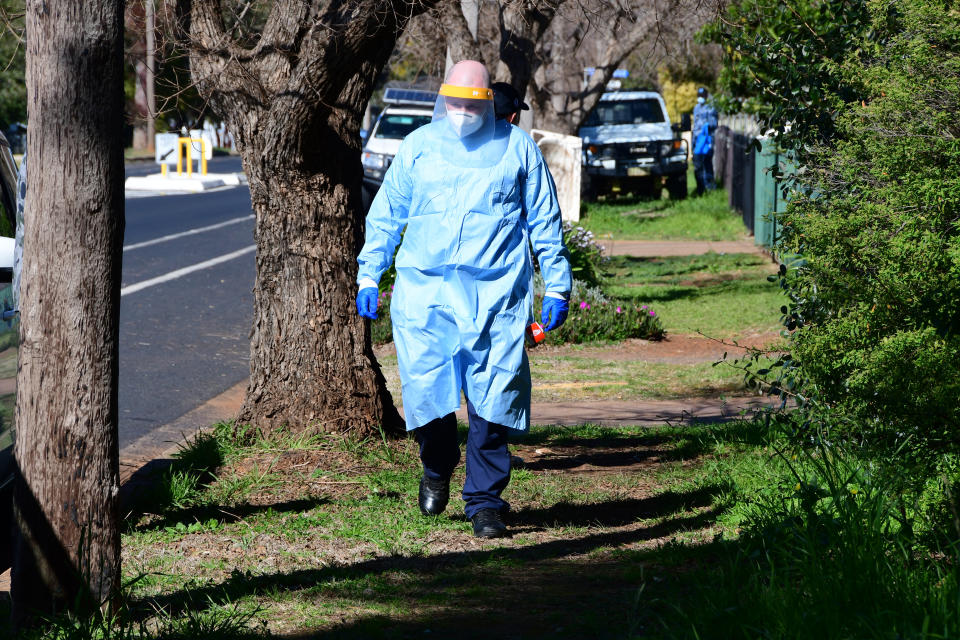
{"left": 471, "top": 508, "right": 507, "bottom": 538}
{"left": 418, "top": 475, "right": 450, "bottom": 516}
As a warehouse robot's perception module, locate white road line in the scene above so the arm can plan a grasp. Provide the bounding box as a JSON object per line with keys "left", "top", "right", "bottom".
{"left": 120, "top": 245, "right": 256, "bottom": 297}
{"left": 123, "top": 214, "right": 254, "bottom": 251}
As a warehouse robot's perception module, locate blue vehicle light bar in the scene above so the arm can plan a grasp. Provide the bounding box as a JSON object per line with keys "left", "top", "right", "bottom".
{"left": 383, "top": 88, "right": 438, "bottom": 106}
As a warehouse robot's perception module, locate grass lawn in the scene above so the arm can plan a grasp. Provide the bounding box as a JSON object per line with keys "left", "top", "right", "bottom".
{"left": 25, "top": 415, "right": 944, "bottom": 639}
{"left": 579, "top": 181, "right": 748, "bottom": 242}
{"left": 101, "top": 420, "right": 772, "bottom": 639}
{"left": 602, "top": 253, "right": 784, "bottom": 339}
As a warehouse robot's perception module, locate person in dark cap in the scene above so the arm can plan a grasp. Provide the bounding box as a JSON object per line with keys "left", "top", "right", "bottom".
{"left": 692, "top": 87, "right": 719, "bottom": 195}
{"left": 492, "top": 81, "right": 530, "bottom": 125}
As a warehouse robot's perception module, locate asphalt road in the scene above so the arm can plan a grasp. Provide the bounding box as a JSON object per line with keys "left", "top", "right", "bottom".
{"left": 120, "top": 175, "right": 254, "bottom": 448}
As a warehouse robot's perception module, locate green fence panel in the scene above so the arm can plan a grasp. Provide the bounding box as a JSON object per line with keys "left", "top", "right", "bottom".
{"left": 753, "top": 143, "right": 797, "bottom": 251}
{"left": 753, "top": 143, "right": 778, "bottom": 248}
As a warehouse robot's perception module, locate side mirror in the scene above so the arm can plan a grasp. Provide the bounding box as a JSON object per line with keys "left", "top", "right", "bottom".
{"left": 680, "top": 112, "right": 692, "bottom": 132}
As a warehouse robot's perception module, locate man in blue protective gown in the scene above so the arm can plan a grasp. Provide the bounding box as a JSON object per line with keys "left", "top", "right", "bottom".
{"left": 355, "top": 61, "right": 572, "bottom": 538}
{"left": 692, "top": 87, "right": 719, "bottom": 195}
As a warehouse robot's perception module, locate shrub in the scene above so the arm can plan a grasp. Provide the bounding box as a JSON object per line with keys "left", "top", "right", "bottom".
{"left": 559, "top": 221, "right": 607, "bottom": 286}
{"left": 773, "top": 0, "right": 960, "bottom": 451}
{"left": 371, "top": 287, "right": 394, "bottom": 345}
{"left": 689, "top": 426, "right": 960, "bottom": 639}
{"left": 532, "top": 274, "right": 664, "bottom": 343}
{"left": 535, "top": 294, "right": 664, "bottom": 344}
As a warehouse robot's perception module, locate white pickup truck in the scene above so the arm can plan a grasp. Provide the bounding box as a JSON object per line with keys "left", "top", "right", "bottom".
{"left": 579, "top": 90, "right": 689, "bottom": 200}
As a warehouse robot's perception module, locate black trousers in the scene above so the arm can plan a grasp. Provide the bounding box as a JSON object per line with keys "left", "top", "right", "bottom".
{"left": 415, "top": 399, "right": 511, "bottom": 518}
{"left": 693, "top": 151, "right": 715, "bottom": 195}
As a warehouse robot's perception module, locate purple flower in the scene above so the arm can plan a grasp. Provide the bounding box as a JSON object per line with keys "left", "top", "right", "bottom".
{"left": 579, "top": 301, "right": 588, "bottom": 310}
{"left": 616, "top": 306, "right": 622, "bottom": 313}
{"left": 649, "top": 311, "right": 656, "bottom": 316}
{"left": 641, "top": 305, "right": 648, "bottom": 310}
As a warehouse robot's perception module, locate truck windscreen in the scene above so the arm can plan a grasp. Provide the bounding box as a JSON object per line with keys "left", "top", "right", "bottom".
{"left": 585, "top": 99, "right": 665, "bottom": 126}
{"left": 375, "top": 114, "right": 432, "bottom": 140}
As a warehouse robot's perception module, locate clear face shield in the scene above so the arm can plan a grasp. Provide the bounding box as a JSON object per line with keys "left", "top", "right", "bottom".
{"left": 431, "top": 84, "right": 508, "bottom": 168}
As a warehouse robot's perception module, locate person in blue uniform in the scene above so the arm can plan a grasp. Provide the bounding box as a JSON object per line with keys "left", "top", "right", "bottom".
{"left": 356, "top": 61, "right": 571, "bottom": 538}
{"left": 692, "top": 87, "right": 719, "bottom": 195}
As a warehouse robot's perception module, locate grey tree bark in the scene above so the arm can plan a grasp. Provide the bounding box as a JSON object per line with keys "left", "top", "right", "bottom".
{"left": 12, "top": 0, "right": 125, "bottom": 626}
{"left": 179, "top": 0, "right": 437, "bottom": 437}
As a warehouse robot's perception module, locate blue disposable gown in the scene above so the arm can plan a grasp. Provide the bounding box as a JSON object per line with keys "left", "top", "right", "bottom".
{"left": 357, "top": 119, "right": 571, "bottom": 432}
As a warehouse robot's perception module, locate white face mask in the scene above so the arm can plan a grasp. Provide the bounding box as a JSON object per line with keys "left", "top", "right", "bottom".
{"left": 447, "top": 110, "right": 484, "bottom": 137}
{"left": 697, "top": 97, "right": 706, "bottom": 105}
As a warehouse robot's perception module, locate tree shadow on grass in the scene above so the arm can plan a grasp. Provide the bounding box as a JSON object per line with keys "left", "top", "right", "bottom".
{"left": 127, "top": 496, "right": 331, "bottom": 533}
{"left": 513, "top": 420, "right": 769, "bottom": 457}
{"left": 517, "top": 447, "right": 688, "bottom": 472}
{"left": 280, "top": 544, "right": 727, "bottom": 639}
{"left": 514, "top": 431, "right": 684, "bottom": 449}
{"left": 616, "top": 277, "right": 775, "bottom": 305}
{"left": 133, "top": 484, "right": 728, "bottom": 631}
{"left": 508, "top": 485, "right": 723, "bottom": 530}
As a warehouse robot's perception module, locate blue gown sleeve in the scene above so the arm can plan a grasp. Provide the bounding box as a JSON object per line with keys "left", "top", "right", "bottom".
{"left": 523, "top": 151, "right": 572, "bottom": 297}
{"left": 356, "top": 140, "right": 413, "bottom": 286}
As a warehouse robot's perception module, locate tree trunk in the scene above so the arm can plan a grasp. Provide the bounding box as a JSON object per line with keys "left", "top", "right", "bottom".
{"left": 235, "top": 134, "right": 402, "bottom": 436}
{"left": 441, "top": 1, "right": 485, "bottom": 64}
{"left": 182, "top": 0, "right": 433, "bottom": 439}
{"left": 496, "top": 0, "right": 561, "bottom": 98}
{"left": 12, "top": 0, "right": 124, "bottom": 627}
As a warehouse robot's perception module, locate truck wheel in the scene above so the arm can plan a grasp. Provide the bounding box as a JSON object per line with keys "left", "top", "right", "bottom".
{"left": 667, "top": 173, "right": 688, "bottom": 200}
{"left": 630, "top": 177, "right": 657, "bottom": 199}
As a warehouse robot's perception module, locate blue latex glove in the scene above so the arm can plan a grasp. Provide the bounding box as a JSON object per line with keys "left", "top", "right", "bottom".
{"left": 541, "top": 296, "right": 569, "bottom": 332}
{"left": 356, "top": 287, "right": 379, "bottom": 319}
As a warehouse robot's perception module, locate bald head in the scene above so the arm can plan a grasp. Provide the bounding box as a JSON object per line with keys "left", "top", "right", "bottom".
{"left": 446, "top": 60, "right": 489, "bottom": 88}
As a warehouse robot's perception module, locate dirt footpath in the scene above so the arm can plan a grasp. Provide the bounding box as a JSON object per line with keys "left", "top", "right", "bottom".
{"left": 604, "top": 238, "right": 770, "bottom": 258}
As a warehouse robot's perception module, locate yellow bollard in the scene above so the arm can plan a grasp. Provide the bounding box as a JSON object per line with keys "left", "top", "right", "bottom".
{"left": 161, "top": 164, "right": 168, "bottom": 177}
{"left": 176, "top": 138, "right": 185, "bottom": 175}
{"left": 175, "top": 137, "right": 207, "bottom": 177}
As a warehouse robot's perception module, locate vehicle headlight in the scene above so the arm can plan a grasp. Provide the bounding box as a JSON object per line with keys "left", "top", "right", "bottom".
{"left": 586, "top": 144, "right": 613, "bottom": 159}
{"left": 661, "top": 140, "right": 684, "bottom": 156}
{"left": 362, "top": 152, "right": 388, "bottom": 169}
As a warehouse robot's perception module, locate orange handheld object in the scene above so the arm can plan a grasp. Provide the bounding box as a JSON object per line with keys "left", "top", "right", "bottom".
{"left": 525, "top": 322, "right": 546, "bottom": 347}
